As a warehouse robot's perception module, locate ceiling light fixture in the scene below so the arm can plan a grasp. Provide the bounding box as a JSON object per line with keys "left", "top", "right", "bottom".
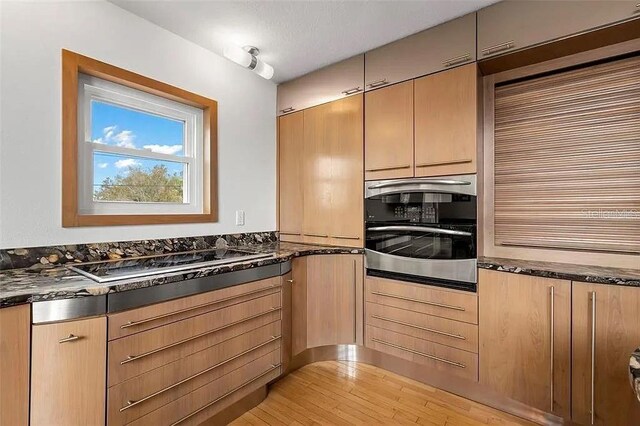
{"left": 223, "top": 45, "right": 274, "bottom": 80}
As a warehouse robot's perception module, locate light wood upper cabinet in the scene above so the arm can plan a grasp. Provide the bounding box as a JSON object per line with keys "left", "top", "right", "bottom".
{"left": 478, "top": 270, "right": 571, "bottom": 419}
{"left": 572, "top": 282, "right": 640, "bottom": 425}
{"left": 31, "top": 316, "right": 107, "bottom": 426}
{"left": 364, "top": 80, "right": 414, "bottom": 180}
{"left": 0, "top": 304, "right": 30, "bottom": 426}
{"left": 302, "top": 95, "right": 363, "bottom": 247}
{"left": 278, "top": 111, "right": 304, "bottom": 242}
{"left": 478, "top": 1, "right": 639, "bottom": 58}
{"left": 277, "top": 54, "right": 364, "bottom": 115}
{"left": 414, "top": 63, "right": 478, "bottom": 177}
{"left": 306, "top": 254, "right": 363, "bottom": 349}
{"left": 364, "top": 13, "right": 476, "bottom": 90}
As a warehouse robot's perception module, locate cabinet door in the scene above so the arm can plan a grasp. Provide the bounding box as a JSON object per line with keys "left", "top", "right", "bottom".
{"left": 414, "top": 63, "right": 478, "bottom": 177}
{"left": 306, "top": 255, "right": 363, "bottom": 348}
{"left": 277, "top": 54, "right": 364, "bottom": 115}
{"left": 290, "top": 257, "right": 308, "bottom": 357}
{"left": 364, "top": 80, "right": 414, "bottom": 180}
{"left": 278, "top": 111, "right": 304, "bottom": 242}
{"left": 0, "top": 304, "right": 30, "bottom": 426}
{"left": 479, "top": 270, "right": 571, "bottom": 419}
{"left": 365, "top": 13, "right": 476, "bottom": 90}
{"left": 478, "top": 1, "right": 639, "bottom": 59}
{"left": 572, "top": 282, "right": 640, "bottom": 425}
{"left": 31, "top": 316, "right": 107, "bottom": 426}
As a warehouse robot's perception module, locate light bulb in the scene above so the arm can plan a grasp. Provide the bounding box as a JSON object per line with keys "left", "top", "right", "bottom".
{"left": 223, "top": 45, "right": 252, "bottom": 68}
{"left": 253, "top": 59, "right": 274, "bottom": 80}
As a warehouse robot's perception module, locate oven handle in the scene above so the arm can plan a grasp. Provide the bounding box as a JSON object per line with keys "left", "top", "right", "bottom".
{"left": 367, "top": 226, "right": 472, "bottom": 237}
{"left": 367, "top": 179, "right": 471, "bottom": 190}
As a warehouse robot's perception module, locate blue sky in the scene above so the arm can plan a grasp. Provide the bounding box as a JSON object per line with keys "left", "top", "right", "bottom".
{"left": 91, "top": 101, "right": 185, "bottom": 188}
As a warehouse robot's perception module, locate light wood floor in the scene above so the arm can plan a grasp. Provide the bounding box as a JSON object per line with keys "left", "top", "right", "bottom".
{"left": 229, "top": 361, "right": 537, "bottom": 425}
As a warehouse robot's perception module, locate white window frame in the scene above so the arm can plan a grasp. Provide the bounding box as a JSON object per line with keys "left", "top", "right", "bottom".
{"left": 77, "top": 74, "right": 204, "bottom": 215}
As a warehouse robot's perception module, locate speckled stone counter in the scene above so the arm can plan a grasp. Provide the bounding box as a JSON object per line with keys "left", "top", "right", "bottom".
{"left": 631, "top": 348, "right": 640, "bottom": 402}
{"left": 478, "top": 256, "right": 640, "bottom": 287}
{"left": 0, "top": 242, "right": 362, "bottom": 308}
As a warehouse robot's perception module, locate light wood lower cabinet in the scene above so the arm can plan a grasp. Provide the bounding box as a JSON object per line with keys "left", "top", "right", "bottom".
{"left": 478, "top": 270, "right": 571, "bottom": 419}
{"left": 571, "top": 282, "right": 640, "bottom": 425}
{"left": 0, "top": 304, "right": 30, "bottom": 426}
{"left": 31, "top": 316, "right": 107, "bottom": 426}
{"left": 290, "top": 257, "right": 308, "bottom": 357}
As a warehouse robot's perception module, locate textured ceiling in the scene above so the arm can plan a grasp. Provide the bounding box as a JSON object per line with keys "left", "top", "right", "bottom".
{"left": 111, "top": 0, "right": 498, "bottom": 83}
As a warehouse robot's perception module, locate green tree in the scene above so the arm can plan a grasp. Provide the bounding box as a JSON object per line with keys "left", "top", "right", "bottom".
{"left": 94, "top": 165, "right": 183, "bottom": 202}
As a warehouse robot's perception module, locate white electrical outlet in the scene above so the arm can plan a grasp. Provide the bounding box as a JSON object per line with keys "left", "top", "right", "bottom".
{"left": 235, "top": 210, "right": 245, "bottom": 226}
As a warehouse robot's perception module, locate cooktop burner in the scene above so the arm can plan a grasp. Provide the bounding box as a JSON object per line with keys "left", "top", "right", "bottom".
{"left": 67, "top": 248, "right": 275, "bottom": 283}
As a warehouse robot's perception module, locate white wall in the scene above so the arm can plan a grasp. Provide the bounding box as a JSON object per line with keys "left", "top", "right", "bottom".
{"left": 0, "top": 1, "right": 277, "bottom": 248}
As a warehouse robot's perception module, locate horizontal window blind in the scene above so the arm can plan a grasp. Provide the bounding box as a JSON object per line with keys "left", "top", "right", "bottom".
{"left": 494, "top": 55, "right": 640, "bottom": 254}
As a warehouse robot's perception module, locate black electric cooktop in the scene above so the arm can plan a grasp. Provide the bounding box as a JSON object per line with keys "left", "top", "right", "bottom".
{"left": 67, "top": 248, "right": 275, "bottom": 283}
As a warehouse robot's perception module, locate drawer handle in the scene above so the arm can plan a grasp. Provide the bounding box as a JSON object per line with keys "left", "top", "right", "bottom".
{"left": 120, "top": 336, "right": 282, "bottom": 412}
{"left": 120, "top": 285, "right": 281, "bottom": 329}
{"left": 331, "top": 235, "right": 361, "bottom": 240}
{"left": 120, "top": 307, "right": 281, "bottom": 364}
{"left": 481, "top": 41, "right": 515, "bottom": 56}
{"left": 370, "top": 290, "right": 466, "bottom": 312}
{"left": 286, "top": 279, "right": 294, "bottom": 283}
{"left": 371, "top": 338, "right": 466, "bottom": 369}
{"left": 304, "top": 233, "right": 328, "bottom": 238}
{"left": 366, "top": 165, "right": 411, "bottom": 172}
{"left": 170, "top": 363, "right": 282, "bottom": 425}
{"left": 415, "top": 158, "right": 472, "bottom": 168}
{"left": 367, "top": 79, "right": 389, "bottom": 89}
{"left": 280, "top": 107, "right": 295, "bottom": 114}
{"left": 58, "top": 334, "right": 82, "bottom": 344}
{"left": 443, "top": 54, "right": 471, "bottom": 67}
{"left": 342, "top": 87, "right": 363, "bottom": 95}
{"left": 371, "top": 315, "right": 466, "bottom": 340}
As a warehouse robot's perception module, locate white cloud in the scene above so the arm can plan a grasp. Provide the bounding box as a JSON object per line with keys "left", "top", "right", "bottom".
{"left": 97, "top": 162, "right": 109, "bottom": 169}
{"left": 103, "top": 125, "right": 116, "bottom": 140}
{"left": 143, "top": 144, "right": 183, "bottom": 155}
{"left": 113, "top": 130, "right": 136, "bottom": 149}
{"left": 114, "top": 158, "right": 141, "bottom": 169}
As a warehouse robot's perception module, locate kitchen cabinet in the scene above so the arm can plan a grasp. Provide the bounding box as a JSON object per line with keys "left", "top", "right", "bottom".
{"left": 302, "top": 95, "right": 363, "bottom": 247}
{"left": 31, "top": 316, "right": 107, "bottom": 426}
{"left": 414, "top": 63, "right": 478, "bottom": 177}
{"left": 478, "top": 270, "right": 571, "bottom": 419}
{"left": 364, "top": 13, "right": 476, "bottom": 90}
{"left": 278, "top": 111, "right": 304, "bottom": 242}
{"left": 571, "top": 282, "right": 640, "bottom": 425}
{"left": 0, "top": 304, "right": 30, "bottom": 426}
{"left": 477, "top": 1, "right": 639, "bottom": 59}
{"left": 364, "top": 80, "right": 414, "bottom": 180}
{"left": 277, "top": 54, "right": 363, "bottom": 115}
{"left": 290, "top": 257, "right": 308, "bottom": 357}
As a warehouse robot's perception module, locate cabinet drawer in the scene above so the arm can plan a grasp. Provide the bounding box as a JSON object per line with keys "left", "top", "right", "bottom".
{"left": 127, "top": 349, "right": 281, "bottom": 426}
{"left": 108, "top": 321, "right": 281, "bottom": 425}
{"left": 365, "top": 277, "right": 477, "bottom": 324}
{"left": 366, "top": 326, "right": 477, "bottom": 382}
{"left": 366, "top": 302, "right": 477, "bottom": 353}
{"left": 108, "top": 292, "right": 281, "bottom": 386}
{"left": 108, "top": 277, "right": 281, "bottom": 340}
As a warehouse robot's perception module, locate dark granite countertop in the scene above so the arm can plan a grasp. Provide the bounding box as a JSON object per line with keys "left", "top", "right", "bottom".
{"left": 0, "top": 242, "right": 361, "bottom": 308}
{"left": 631, "top": 348, "right": 640, "bottom": 402}
{"left": 478, "top": 256, "right": 640, "bottom": 287}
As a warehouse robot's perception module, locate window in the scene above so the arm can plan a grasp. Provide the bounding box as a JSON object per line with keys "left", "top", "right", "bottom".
{"left": 62, "top": 50, "right": 217, "bottom": 226}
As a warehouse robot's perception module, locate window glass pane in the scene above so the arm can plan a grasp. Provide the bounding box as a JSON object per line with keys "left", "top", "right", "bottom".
{"left": 91, "top": 100, "right": 185, "bottom": 156}
{"left": 93, "top": 152, "right": 186, "bottom": 203}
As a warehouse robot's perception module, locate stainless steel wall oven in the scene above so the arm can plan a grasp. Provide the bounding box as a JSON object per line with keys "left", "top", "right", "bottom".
{"left": 365, "top": 174, "right": 477, "bottom": 292}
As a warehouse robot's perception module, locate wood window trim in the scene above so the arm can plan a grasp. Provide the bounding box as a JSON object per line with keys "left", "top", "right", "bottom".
{"left": 61, "top": 49, "right": 218, "bottom": 227}
{"left": 479, "top": 39, "right": 640, "bottom": 269}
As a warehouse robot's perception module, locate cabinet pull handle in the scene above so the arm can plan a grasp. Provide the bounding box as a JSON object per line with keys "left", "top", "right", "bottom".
{"left": 371, "top": 338, "right": 466, "bottom": 368}
{"left": 331, "top": 235, "right": 361, "bottom": 240}
{"left": 549, "top": 286, "right": 555, "bottom": 413}
{"left": 590, "top": 291, "right": 597, "bottom": 425}
{"left": 371, "top": 315, "right": 466, "bottom": 340}
{"left": 481, "top": 41, "right": 515, "bottom": 56}
{"left": 304, "top": 233, "right": 328, "bottom": 238}
{"left": 415, "top": 158, "right": 472, "bottom": 168}
{"left": 120, "top": 286, "right": 280, "bottom": 329}
{"left": 121, "top": 337, "right": 282, "bottom": 412}
{"left": 286, "top": 279, "right": 294, "bottom": 283}
{"left": 367, "top": 79, "right": 389, "bottom": 89}
{"left": 443, "top": 54, "right": 471, "bottom": 67}
{"left": 370, "top": 290, "right": 466, "bottom": 312}
{"left": 58, "top": 334, "right": 81, "bottom": 343}
{"left": 342, "top": 87, "right": 363, "bottom": 95}
{"left": 170, "top": 363, "right": 282, "bottom": 425}
{"left": 280, "top": 107, "right": 295, "bottom": 114}
{"left": 280, "top": 232, "right": 302, "bottom": 236}
{"left": 121, "top": 307, "right": 281, "bottom": 364}
{"left": 366, "top": 165, "right": 411, "bottom": 172}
